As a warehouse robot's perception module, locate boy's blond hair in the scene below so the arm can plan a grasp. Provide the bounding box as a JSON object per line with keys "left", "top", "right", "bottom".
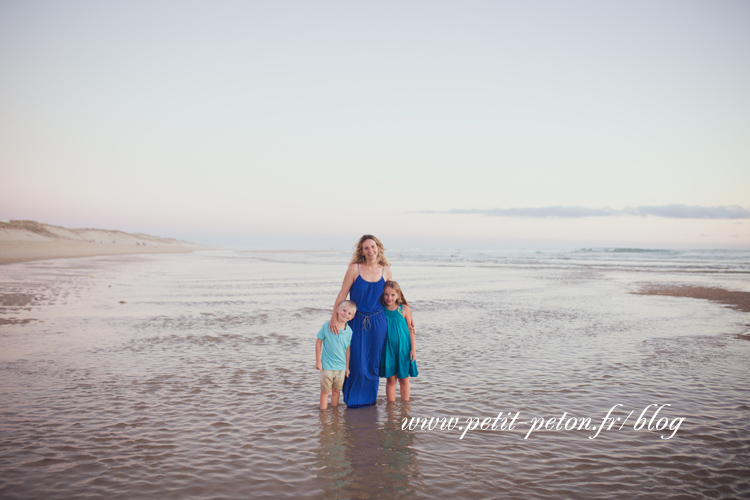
{"left": 339, "top": 300, "right": 357, "bottom": 313}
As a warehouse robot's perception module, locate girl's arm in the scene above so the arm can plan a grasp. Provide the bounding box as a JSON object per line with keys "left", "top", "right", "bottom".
{"left": 403, "top": 305, "right": 416, "bottom": 361}
{"left": 329, "top": 264, "right": 358, "bottom": 334}
{"left": 315, "top": 339, "right": 323, "bottom": 370}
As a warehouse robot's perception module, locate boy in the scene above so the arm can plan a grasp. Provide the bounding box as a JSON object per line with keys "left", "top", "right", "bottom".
{"left": 315, "top": 300, "right": 356, "bottom": 409}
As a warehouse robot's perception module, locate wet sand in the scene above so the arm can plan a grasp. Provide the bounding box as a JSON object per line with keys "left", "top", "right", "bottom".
{"left": 0, "top": 240, "right": 197, "bottom": 265}
{"left": 634, "top": 284, "right": 750, "bottom": 312}
{"left": 1, "top": 250, "right": 749, "bottom": 499}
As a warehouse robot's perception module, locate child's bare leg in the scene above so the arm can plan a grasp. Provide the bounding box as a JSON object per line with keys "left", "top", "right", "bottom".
{"left": 320, "top": 390, "right": 330, "bottom": 410}
{"left": 398, "top": 377, "right": 410, "bottom": 401}
{"left": 386, "top": 376, "right": 397, "bottom": 401}
{"left": 330, "top": 389, "right": 341, "bottom": 407}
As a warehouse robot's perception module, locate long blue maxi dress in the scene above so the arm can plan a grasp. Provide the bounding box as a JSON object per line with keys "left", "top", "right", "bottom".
{"left": 342, "top": 269, "right": 387, "bottom": 407}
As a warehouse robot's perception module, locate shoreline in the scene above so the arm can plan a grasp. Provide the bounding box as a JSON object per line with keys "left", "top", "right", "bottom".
{"left": 0, "top": 240, "right": 199, "bottom": 265}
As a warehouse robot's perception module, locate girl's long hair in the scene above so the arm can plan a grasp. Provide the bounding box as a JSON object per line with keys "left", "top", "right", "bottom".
{"left": 382, "top": 280, "right": 408, "bottom": 306}
{"left": 349, "top": 234, "right": 390, "bottom": 266}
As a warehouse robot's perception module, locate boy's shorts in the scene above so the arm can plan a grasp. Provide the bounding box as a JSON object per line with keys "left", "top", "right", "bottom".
{"left": 320, "top": 369, "right": 346, "bottom": 391}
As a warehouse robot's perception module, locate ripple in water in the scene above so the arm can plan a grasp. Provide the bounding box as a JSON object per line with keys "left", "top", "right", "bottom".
{"left": 0, "top": 250, "right": 749, "bottom": 499}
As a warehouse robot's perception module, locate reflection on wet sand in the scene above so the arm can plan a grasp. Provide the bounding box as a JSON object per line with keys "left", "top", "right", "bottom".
{"left": 313, "top": 402, "right": 420, "bottom": 499}
{"left": 381, "top": 401, "right": 420, "bottom": 496}
{"left": 315, "top": 408, "right": 353, "bottom": 498}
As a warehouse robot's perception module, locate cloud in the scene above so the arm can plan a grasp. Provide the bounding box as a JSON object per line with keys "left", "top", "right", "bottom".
{"left": 622, "top": 205, "right": 750, "bottom": 219}
{"left": 448, "top": 206, "right": 617, "bottom": 217}
{"left": 428, "top": 205, "right": 750, "bottom": 219}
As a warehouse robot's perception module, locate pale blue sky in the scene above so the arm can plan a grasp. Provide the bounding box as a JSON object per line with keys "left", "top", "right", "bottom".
{"left": 1, "top": 1, "right": 748, "bottom": 249}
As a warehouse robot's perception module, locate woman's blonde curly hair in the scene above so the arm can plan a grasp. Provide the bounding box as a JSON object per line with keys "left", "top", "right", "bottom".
{"left": 349, "top": 234, "right": 390, "bottom": 267}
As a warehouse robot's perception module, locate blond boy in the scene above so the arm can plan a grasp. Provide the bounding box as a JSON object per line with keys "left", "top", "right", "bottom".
{"left": 315, "top": 300, "right": 356, "bottom": 409}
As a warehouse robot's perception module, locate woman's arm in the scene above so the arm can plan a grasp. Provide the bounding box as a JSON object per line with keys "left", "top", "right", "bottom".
{"left": 403, "top": 305, "right": 416, "bottom": 361}
{"left": 329, "top": 264, "right": 358, "bottom": 333}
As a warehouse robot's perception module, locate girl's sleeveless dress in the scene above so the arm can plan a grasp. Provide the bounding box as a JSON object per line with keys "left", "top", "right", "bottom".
{"left": 342, "top": 270, "right": 387, "bottom": 408}
{"left": 380, "top": 305, "right": 419, "bottom": 379}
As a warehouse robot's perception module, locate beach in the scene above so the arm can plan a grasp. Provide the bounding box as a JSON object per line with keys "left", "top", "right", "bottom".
{"left": 0, "top": 220, "right": 201, "bottom": 265}
{"left": 1, "top": 248, "right": 749, "bottom": 499}
{"left": 635, "top": 284, "right": 750, "bottom": 313}
{"left": 3, "top": 1, "right": 748, "bottom": 497}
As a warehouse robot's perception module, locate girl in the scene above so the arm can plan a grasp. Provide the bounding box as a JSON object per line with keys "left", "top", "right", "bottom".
{"left": 379, "top": 281, "right": 418, "bottom": 401}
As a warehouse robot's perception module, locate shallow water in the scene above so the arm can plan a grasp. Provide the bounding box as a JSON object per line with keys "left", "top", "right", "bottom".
{"left": 1, "top": 249, "right": 749, "bottom": 499}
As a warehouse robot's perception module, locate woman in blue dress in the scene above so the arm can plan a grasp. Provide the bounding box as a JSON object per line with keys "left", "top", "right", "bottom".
{"left": 329, "top": 235, "right": 400, "bottom": 407}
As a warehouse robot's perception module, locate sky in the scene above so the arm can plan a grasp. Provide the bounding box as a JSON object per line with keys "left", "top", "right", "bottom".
{"left": 1, "top": 0, "right": 749, "bottom": 250}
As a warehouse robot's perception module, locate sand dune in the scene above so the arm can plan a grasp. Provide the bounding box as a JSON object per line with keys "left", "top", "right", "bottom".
{"left": 0, "top": 220, "right": 203, "bottom": 264}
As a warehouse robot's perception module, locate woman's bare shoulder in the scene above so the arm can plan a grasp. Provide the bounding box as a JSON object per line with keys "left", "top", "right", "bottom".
{"left": 343, "top": 263, "right": 359, "bottom": 279}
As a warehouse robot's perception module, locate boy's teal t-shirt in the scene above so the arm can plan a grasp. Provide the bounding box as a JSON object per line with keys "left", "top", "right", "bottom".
{"left": 317, "top": 321, "right": 352, "bottom": 371}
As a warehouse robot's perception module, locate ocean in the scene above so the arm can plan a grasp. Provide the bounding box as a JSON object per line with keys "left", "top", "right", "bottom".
{"left": 1, "top": 248, "right": 749, "bottom": 499}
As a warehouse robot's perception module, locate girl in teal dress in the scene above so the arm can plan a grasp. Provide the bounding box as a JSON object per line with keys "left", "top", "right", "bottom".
{"left": 379, "top": 281, "right": 418, "bottom": 402}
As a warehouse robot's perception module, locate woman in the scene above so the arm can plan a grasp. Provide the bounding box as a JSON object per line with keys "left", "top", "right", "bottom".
{"left": 329, "top": 235, "right": 392, "bottom": 407}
